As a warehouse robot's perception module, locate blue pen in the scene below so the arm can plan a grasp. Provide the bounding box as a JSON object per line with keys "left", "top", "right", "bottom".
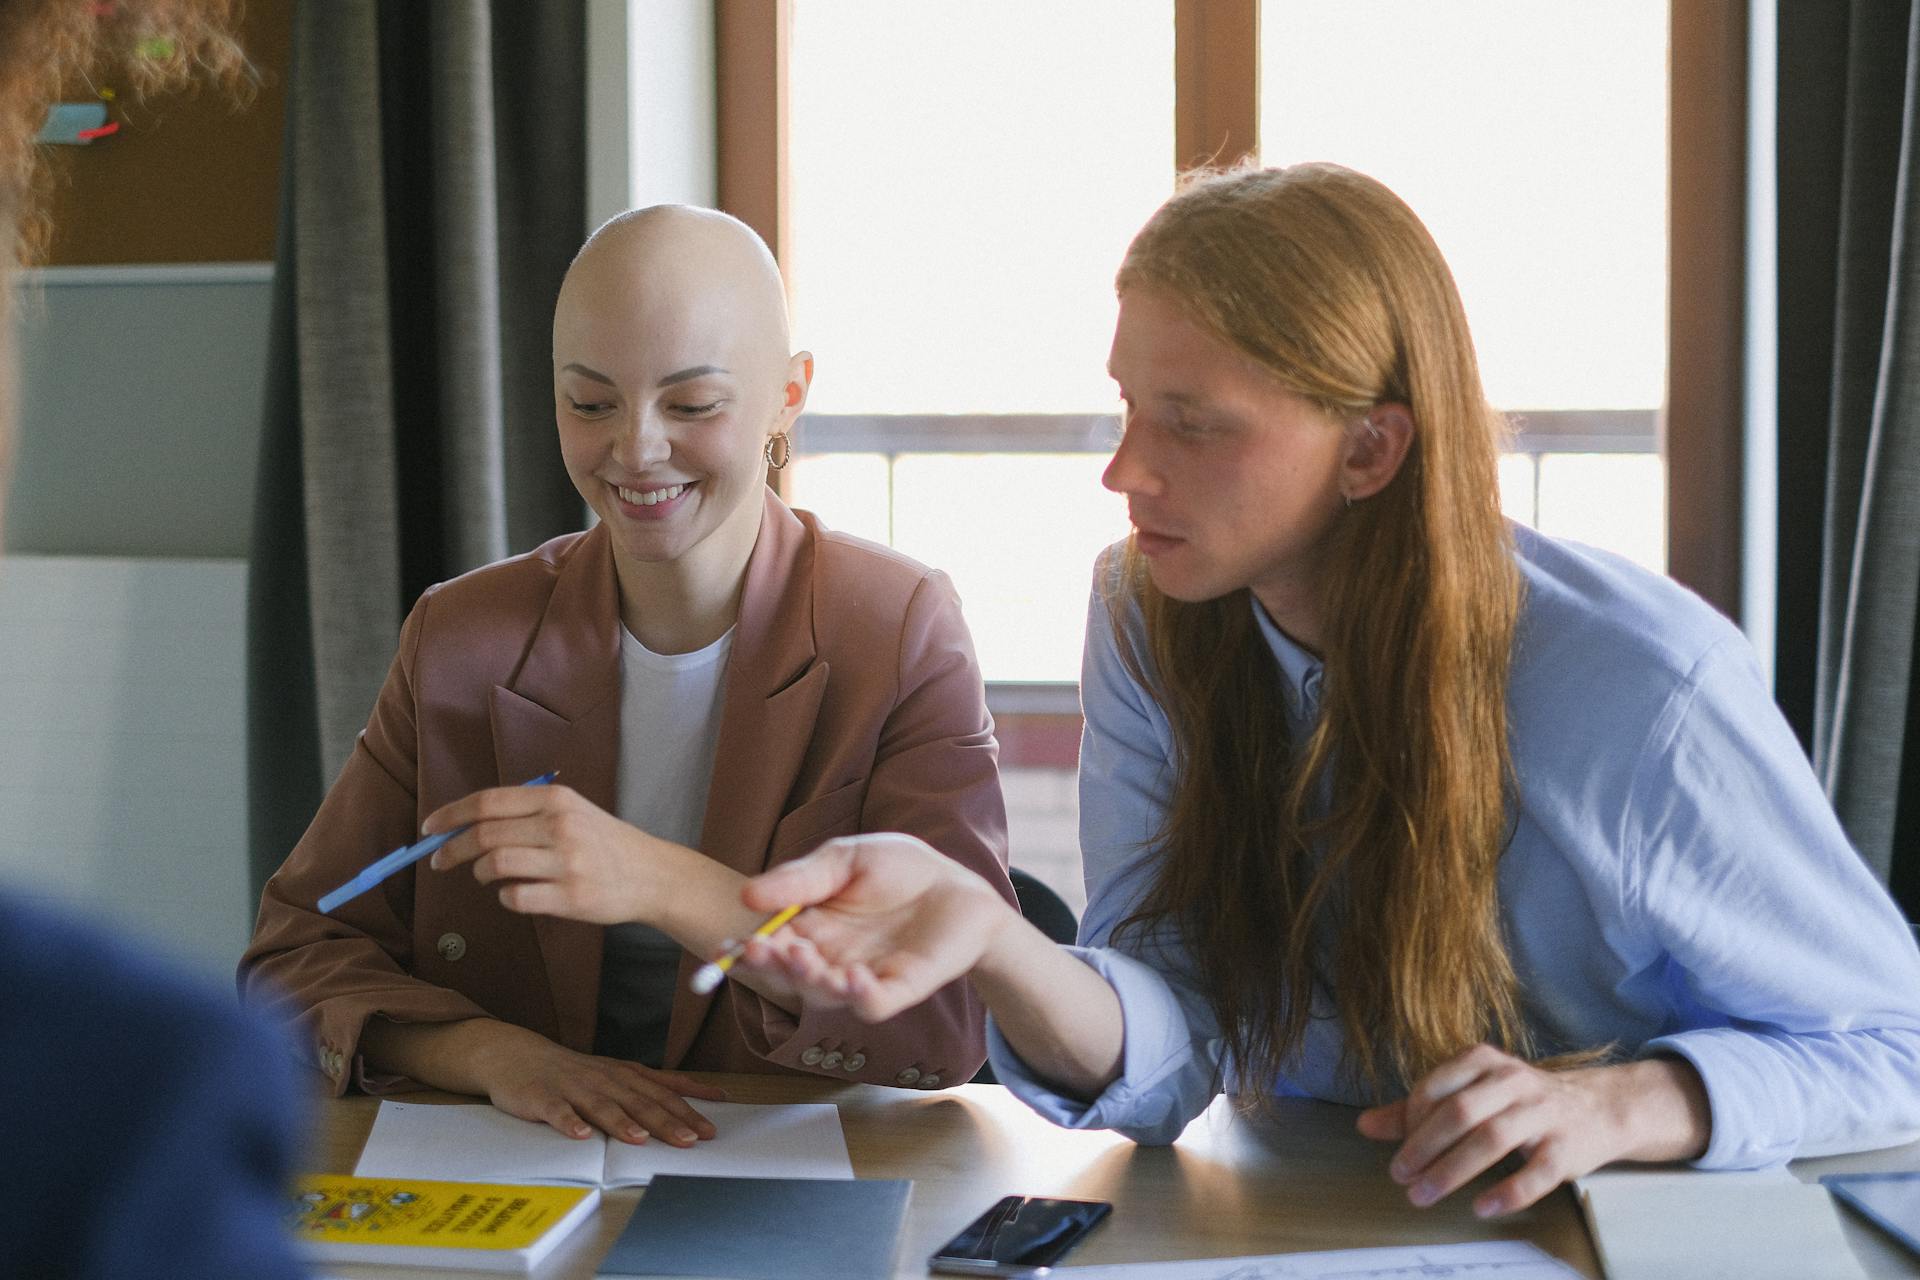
{"left": 317, "top": 771, "right": 560, "bottom": 914}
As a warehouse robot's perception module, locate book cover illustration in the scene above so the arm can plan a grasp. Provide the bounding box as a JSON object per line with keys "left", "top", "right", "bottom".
{"left": 291, "top": 1174, "right": 595, "bottom": 1254}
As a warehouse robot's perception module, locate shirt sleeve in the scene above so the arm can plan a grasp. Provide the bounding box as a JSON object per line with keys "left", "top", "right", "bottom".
{"left": 1628, "top": 637, "right": 1920, "bottom": 1168}
{"left": 989, "top": 556, "right": 1228, "bottom": 1142}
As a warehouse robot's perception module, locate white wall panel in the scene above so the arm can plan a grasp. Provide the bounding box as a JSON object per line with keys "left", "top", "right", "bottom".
{"left": 0, "top": 555, "right": 250, "bottom": 976}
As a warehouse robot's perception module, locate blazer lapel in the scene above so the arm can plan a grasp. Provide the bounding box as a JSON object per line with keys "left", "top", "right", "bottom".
{"left": 489, "top": 523, "right": 622, "bottom": 1052}
{"left": 663, "top": 491, "right": 828, "bottom": 1068}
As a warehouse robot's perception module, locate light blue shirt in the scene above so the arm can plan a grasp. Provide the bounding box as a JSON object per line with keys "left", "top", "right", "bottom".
{"left": 988, "top": 526, "right": 1920, "bottom": 1169}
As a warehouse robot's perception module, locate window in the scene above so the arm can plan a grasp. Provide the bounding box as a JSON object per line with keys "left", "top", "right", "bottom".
{"left": 720, "top": 1, "right": 1723, "bottom": 691}
{"left": 782, "top": 2, "right": 1171, "bottom": 688}
{"left": 1261, "top": 0, "right": 1670, "bottom": 573}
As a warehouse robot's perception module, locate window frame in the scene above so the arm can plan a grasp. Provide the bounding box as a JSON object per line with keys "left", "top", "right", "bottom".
{"left": 716, "top": 0, "right": 1745, "bottom": 719}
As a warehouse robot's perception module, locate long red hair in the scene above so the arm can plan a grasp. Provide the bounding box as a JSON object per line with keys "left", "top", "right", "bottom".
{"left": 0, "top": 0, "right": 251, "bottom": 258}
{"left": 1110, "top": 164, "right": 1527, "bottom": 1095}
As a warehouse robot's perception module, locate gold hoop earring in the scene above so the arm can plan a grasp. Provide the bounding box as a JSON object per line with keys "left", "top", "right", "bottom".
{"left": 764, "top": 431, "right": 792, "bottom": 471}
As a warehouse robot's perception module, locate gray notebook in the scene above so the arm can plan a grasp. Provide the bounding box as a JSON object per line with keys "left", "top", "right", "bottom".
{"left": 601, "top": 1174, "right": 913, "bottom": 1280}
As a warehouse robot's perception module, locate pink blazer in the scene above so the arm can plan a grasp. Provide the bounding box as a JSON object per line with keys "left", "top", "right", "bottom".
{"left": 240, "top": 491, "right": 1013, "bottom": 1096}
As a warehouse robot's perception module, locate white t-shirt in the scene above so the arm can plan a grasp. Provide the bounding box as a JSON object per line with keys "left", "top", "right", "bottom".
{"left": 593, "top": 623, "right": 732, "bottom": 1066}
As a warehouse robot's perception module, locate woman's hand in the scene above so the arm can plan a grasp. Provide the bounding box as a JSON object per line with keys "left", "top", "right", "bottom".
{"left": 1355, "top": 1045, "right": 1712, "bottom": 1217}
{"left": 735, "top": 833, "right": 1020, "bottom": 1022}
{"left": 469, "top": 1022, "right": 729, "bottom": 1145}
{"left": 425, "top": 784, "right": 690, "bottom": 925}
{"left": 360, "top": 1017, "right": 729, "bottom": 1146}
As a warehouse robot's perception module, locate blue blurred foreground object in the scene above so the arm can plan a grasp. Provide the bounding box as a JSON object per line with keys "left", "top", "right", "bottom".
{"left": 0, "top": 892, "right": 305, "bottom": 1278}
{"left": 318, "top": 771, "right": 558, "bottom": 913}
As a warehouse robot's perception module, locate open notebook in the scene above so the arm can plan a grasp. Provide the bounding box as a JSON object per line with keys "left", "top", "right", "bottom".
{"left": 354, "top": 1101, "right": 853, "bottom": 1188}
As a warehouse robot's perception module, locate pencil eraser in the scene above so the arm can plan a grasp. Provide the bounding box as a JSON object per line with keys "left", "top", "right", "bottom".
{"left": 689, "top": 963, "right": 724, "bottom": 995}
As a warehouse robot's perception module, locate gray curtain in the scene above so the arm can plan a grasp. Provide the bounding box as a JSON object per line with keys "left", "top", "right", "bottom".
{"left": 1778, "top": 0, "right": 1920, "bottom": 917}
{"left": 248, "top": 0, "right": 586, "bottom": 897}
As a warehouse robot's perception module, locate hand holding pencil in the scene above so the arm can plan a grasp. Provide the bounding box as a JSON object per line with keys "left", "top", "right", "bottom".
{"left": 691, "top": 904, "right": 804, "bottom": 993}
{"left": 730, "top": 833, "right": 1020, "bottom": 1022}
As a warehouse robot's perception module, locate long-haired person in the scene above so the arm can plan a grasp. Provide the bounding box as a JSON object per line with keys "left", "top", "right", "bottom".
{"left": 0, "top": 3, "right": 305, "bottom": 1275}
{"left": 242, "top": 206, "right": 1013, "bottom": 1147}
{"left": 735, "top": 164, "right": 1920, "bottom": 1216}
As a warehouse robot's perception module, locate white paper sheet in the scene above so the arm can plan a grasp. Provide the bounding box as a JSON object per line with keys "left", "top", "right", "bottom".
{"left": 1053, "top": 1239, "right": 1582, "bottom": 1279}
{"left": 1575, "top": 1168, "right": 1867, "bottom": 1280}
{"left": 599, "top": 1098, "right": 852, "bottom": 1184}
{"left": 354, "top": 1100, "right": 853, "bottom": 1187}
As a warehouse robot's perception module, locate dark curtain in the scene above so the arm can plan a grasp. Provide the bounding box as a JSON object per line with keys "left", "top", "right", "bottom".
{"left": 1777, "top": 0, "right": 1920, "bottom": 918}
{"left": 248, "top": 1, "right": 586, "bottom": 898}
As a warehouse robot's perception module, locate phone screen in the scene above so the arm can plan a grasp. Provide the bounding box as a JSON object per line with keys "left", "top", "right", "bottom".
{"left": 930, "top": 1196, "right": 1113, "bottom": 1275}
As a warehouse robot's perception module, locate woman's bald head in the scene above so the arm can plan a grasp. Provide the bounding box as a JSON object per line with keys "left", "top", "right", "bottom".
{"left": 556, "top": 205, "right": 791, "bottom": 365}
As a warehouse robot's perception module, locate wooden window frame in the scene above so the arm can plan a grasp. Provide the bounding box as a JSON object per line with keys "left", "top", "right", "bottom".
{"left": 715, "top": 1, "right": 1257, "bottom": 250}
{"left": 716, "top": 0, "right": 792, "bottom": 495}
{"left": 1175, "top": 0, "right": 1259, "bottom": 171}
{"left": 1667, "top": 1, "right": 1747, "bottom": 622}
{"left": 715, "top": 2, "right": 1744, "bottom": 754}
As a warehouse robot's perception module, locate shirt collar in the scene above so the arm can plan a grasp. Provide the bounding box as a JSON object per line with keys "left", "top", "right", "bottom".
{"left": 1250, "top": 595, "right": 1325, "bottom": 722}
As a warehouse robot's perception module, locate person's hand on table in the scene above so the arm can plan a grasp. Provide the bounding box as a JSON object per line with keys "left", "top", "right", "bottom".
{"left": 733, "top": 832, "right": 1018, "bottom": 1021}
{"left": 1355, "top": 1044, "right": 1712, "bottom": 1217}
{"left": 469, "top": 1020, "right": 728, "bottom": 1146}
{"left": 424, "top": 783, "right": 688, "bottom": 924}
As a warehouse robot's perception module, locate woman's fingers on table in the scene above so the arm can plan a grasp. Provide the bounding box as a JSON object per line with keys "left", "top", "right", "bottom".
{"left": 590, "top": 1071, "right": 717, "bottom": 1148}
{"left": 1372, "top": 1044, "right": 1614, "bottom": 1217}
{"left": 1477, "top": 1139, "right": 1580, "bottom": 1219}
{"left": 641, "top": 1066, "right": 732, "bottom": 1103}
{"left": 1354, "top": 1097, "right": 1408, "bottom": 1141}
{"left": 489, "top": 1047, "right": 725, "bottom": 1146}
{"left": 522, "top": 1096, "right": 597, "bottom": 1142}
{"left": 1396, "top": 1103, "right": 1533, "bottom": 1209}
{"left": 1386, "top": 1055, "right": 1516, "bottom": 1185}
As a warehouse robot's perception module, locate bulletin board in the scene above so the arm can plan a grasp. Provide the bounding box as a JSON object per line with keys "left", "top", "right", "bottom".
{"left": 40, "top": 0, "right": 292, "bottom": 266}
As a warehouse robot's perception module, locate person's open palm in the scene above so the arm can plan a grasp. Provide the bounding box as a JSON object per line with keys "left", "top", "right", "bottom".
{"left": 736, "top": 833, "right": 1015, "bottom": 1021}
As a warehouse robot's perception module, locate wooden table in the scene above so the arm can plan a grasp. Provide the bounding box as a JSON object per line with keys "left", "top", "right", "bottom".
{"left": 305, "top": 1075, "right": 1920, "bottom": 1279}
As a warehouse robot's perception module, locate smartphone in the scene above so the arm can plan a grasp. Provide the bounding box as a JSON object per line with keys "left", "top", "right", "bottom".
{"left": 928, "top": 1195, "right": 1114, "bottom": 1277}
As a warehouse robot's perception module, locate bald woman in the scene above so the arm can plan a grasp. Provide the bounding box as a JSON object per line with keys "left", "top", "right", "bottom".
{"left": 241, "top": 207, "right": 1015, "bottom": 1145}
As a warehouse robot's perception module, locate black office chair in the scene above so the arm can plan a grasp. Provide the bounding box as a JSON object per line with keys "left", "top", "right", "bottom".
{"left": 971, "top": 868, "right": 1080, "bottom": 1085}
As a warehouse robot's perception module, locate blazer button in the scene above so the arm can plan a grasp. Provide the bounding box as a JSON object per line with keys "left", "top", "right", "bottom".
{"left": 820, "top": 1051, "right": 844, "bottom": 1070}
{"left": 919, "top": 1074, "right": 942, "bottom": 1089}
{"left": 437, "top": 932, "right": 467, "bottom": 961}
{"left": 843, "top": 1053, "right": 866, "bottom": 1072}
{"left": 895, "top": 1067, "right": 921, "bottom": 1086}
{"left": 800, "top": 1046, "right": 826, "bottom": 1066}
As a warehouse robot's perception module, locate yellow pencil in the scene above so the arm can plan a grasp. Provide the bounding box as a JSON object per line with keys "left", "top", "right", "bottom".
{"left": 690, "top": 904, "right": 803, "bottom": 994}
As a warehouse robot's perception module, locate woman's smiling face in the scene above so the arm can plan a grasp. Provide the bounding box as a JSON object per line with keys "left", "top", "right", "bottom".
{"left": 552, "top": 209, "right": 807, "bottom": 584}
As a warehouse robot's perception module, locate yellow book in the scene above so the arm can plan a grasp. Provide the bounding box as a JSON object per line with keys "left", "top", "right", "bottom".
{"left": 291, "top": 1174, "right": 599, "bottom": 1272}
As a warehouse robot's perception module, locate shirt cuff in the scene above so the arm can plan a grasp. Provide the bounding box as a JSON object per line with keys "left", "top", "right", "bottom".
{"left": 987, "top": 945, "right": 1217, "bottom": 1144}
{"left": 1645, "top": 1027, "right": 1800, "bottom": 1169}
{"left": 732, "top": 985, "right": 978, "bottom": 1089}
